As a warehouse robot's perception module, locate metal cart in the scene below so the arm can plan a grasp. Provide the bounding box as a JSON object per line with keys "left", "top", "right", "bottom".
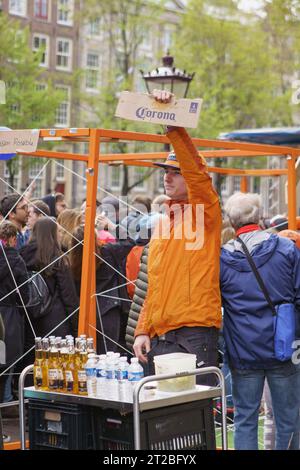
{"left": 19, "top": 365, "right": 227, "bottom": 450}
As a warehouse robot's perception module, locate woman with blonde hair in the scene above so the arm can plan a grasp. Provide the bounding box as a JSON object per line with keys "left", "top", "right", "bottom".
{"left": 57, "top": 209, "right": 81, "bottom": 252}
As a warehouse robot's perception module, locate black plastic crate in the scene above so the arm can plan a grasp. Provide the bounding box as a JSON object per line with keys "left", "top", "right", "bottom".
{"left": 28, "top": 399, "right": 96, "bottom": 450}
{"left": 95, "top": 398, "right": 216, "bottom": 450}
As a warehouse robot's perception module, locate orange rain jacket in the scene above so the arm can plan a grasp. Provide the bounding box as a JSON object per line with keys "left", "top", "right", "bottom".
{"left": 135, "top": 127, "right": 222, "bottom": 338}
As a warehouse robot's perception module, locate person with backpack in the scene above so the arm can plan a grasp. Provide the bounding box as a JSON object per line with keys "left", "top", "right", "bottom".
{"left": 0, "top": 221, "right": 30, "bottom": 406}
{"left": 20, "top": 217, "right": 79, "bottom": 364}
{"left": 221, "top": 192, "right": 300, "bottom": 450}
{"left": 70, "top": 226, "right": 134, "bottom": 355}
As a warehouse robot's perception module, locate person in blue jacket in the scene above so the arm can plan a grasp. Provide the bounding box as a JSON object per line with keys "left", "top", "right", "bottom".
{"left": 220, "top": 192, "right": 300, "bottom": 450}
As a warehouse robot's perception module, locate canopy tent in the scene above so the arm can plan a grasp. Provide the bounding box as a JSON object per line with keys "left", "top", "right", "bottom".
{"left": 220, "top": 127, "right": 300, "bottom": 146}
{"left": 1, "top": 126, "right": 299, "bottom": 342}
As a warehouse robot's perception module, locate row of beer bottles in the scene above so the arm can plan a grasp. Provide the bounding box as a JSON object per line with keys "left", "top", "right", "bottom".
{"left": 33, "top": 335, "right": 94, "bottom": 395}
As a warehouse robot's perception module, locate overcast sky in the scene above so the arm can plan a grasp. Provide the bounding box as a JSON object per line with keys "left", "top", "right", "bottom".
{"left": 238, "top": 0, "right": 264, "bottom": 11}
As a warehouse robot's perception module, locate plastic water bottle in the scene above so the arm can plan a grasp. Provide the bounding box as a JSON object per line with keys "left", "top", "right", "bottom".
{"left": 128, "top": 358, "right": 144, "bottom": 401}
{"left": 106, "top": 358, "right": 118, "bottom": 400}
{"left": 85, "top": 353, "right": 97, "bottom": 397}
{"left": 96, "top": 355, "right": 107, "bottom": 398}
{"left": 116, "top": 356, "right": 129, "bottom": 401}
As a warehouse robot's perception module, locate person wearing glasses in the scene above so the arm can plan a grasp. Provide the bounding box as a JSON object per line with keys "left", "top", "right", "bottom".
{"left": 0, "top": 194, "right": 29, "bottom": 250}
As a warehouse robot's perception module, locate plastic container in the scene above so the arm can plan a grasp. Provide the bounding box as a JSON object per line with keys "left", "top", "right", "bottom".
{"left": 96, "top": 357, "right": 107, "bottom": 398}
{"left": 28, "top": 400, "right": 96, "bottom": 450}
{"left": 153, "top": 352, "right": 196, "bottom": 392}
{"left": 127, "top": 358, "right": 144, "bottom": 401}
{"left": 95, "top": 398, "right": 215, "bottom": 450}
{"left": 85, "top": 354, "right": 97, "bottom": 397}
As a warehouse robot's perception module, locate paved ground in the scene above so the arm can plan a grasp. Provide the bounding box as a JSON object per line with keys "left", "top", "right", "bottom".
{"left": 1, "top": 404, "right": 28, "bottom": 448}
{"left": 2, "top": 417, "right": 23, "bottom": 443}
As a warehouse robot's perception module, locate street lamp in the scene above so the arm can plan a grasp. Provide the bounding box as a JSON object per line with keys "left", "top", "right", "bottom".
{"left": 140, "top": 52, "right": 195, "bottom": 99}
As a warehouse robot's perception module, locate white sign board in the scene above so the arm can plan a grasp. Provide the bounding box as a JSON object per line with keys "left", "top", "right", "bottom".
{"left": 115, "top": 92, "right": 202, "bottom": 128}
{"left": 0, "top": 129, "right": 40, "bottom": 154}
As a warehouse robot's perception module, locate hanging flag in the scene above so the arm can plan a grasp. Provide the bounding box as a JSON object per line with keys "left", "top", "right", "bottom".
{"left": 0, "top": 127, "right": 15, "bottom": 160}
{"left": 0, "top": 127, "right": 40, "bottom": 160}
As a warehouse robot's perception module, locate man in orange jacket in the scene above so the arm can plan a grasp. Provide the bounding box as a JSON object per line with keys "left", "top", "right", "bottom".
{"left": 133, "top": 90, "right": 222, "bottom": 384}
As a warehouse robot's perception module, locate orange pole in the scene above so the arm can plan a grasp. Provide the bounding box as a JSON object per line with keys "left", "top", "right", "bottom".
{"left": 287, "top": 155, "right": 297, "bottom": 230}
{"left": 88, "top": 255, "right": 96, "bottom": 343}
{"left": 78, "top": 129, "right": 100, "bottom": 340}
{"left": 240, "top": 176, "right": 248, "bottom": 193}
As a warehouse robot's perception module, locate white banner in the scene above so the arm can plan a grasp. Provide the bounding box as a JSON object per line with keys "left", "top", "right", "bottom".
{"left": 0, "top": 129, "right": 40, "bottom": 154}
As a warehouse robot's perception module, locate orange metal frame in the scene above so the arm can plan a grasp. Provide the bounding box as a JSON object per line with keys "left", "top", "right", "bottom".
{"left": 18, "top": 127, "right": 300, "bottom": 339}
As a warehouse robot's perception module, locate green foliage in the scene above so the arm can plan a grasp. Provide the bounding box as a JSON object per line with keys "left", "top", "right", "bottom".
{"left": 80, "top": 0, "right": 167, "bottom": 194}
{"left": 0, "top": 13, "right": 63, "bottom": 129}
{"left": 174, "top": 0, "right": 290, "bottom": 139}
{"left": 0, "top": 13, "right": 66, "bottom": 188}
{"left": 81, "top": 0, "right": 165, "bottom": 131}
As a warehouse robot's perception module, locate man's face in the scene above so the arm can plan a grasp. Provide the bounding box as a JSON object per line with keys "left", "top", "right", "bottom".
{"left": 163, "top": 168, "right": 188, "bottom": 200}
{"left": 56, "top": 199, "right": 67, "bottom": 215}
{"left": 12, "top": 199, "right": 28, "bottom": 228}
{"left": 27, "top": 206, "right": 39, "bottom": 230}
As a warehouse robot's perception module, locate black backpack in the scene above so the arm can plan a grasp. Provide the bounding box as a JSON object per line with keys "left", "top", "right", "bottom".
{"left": 25, "top": 271, "right": 53, "bottom": 319}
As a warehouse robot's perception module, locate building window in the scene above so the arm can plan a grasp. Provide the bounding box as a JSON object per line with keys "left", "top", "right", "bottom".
{"left": 86, "top": 52, "right": 99, "bottom": 91}
{"left": 33, "top": 0, "right": 49, "bottom": 20}
{"left": 4, "top": 161, "right": 21, "bottom": 191}
{"left": 56, "top": 38, "right": 73, "bottom": 71}
{"left": 36, "top": 82, "right": 47, "bottom": 91}
{"left": 55, "top": 160, "right": 65, "bottom": 180}
{"left": 158, "top": 170, "right": 164, "bottom": 190}
{"left": 87, "top": 18, "right": 101, "bottom": 36}
{"left": 141, "top": 30, "right": 152, "bottom": 51}
{"left": 220, "top": 177, "right": 229, "bottom": 194}
{"left": 29, "top": 161, "right": 44, "bottom": 198}
{"left": 57, "top": 0, "right": 74, "bottom": 26}
{"left": 55, "top": 85, "right": 71, "bottom": 127}
{"left": 110, "top": 166, "right": 121, "bottom": 189}
{"left": 9, "top": 0, "right": 27, "bottom": 16}
{"left": 32, "top": 34, "right": 50, "bottom": 67}
{"left": 162, "top": 26, "right": 175, "bottom": 51}
{"left": 233, "top": 176, "right": 241, "bottom": 192}
{"left": 134, "top": 167, "right": 147, "bottom": 189}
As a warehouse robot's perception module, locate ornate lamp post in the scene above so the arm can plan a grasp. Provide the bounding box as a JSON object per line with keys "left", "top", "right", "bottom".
{"left": 140, "top": 52, "right": 195, "bottom": 98}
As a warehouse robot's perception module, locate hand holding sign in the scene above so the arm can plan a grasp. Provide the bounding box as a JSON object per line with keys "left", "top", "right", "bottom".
{"left": 151, "top": 89, "right": 174, "bottom": 104}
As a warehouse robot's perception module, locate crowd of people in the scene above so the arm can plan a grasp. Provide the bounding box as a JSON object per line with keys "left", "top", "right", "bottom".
{"left": 0, "top": 185, "right": 170, "bottom": 443}
{"left": 0, "top": 90, "right": 300, "bottom": 450}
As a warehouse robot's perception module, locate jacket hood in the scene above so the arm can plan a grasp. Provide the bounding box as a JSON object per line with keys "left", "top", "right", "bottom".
{"left": 0, "top": 247, "right": 24, "bottom": 281}
{"left": 221, "top": 232, "right": 279, "bottom": 272}
{"left": 42, "top": 194, "right": 56, "bottom": 217}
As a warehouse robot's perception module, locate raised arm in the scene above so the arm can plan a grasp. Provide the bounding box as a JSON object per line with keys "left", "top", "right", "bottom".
{"left": 152, "top": 89, "right": 218, "bottom": 206}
